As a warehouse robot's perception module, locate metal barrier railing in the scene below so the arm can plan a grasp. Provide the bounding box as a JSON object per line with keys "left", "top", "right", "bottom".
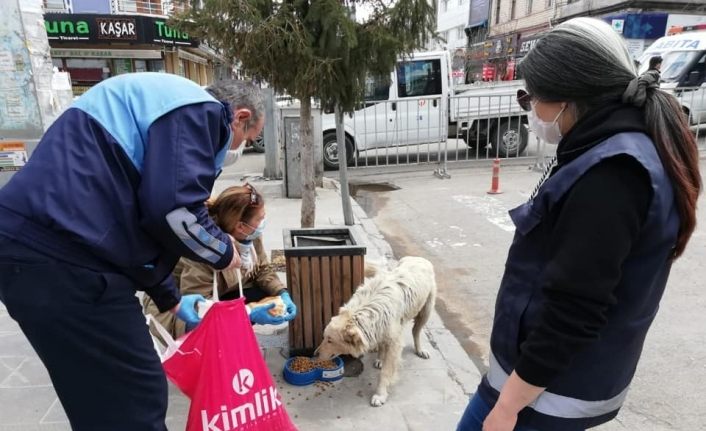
{"left": 337, "top": 87, "right": 705, "bottom": 175}
{"left": 337, "top": 92, "right": 540, "bottom": 173}
{"left": 344, "top": 96, "right": 446, "bottom": 169}
{"left": 673, "top": 86, "right": 706, "bottom": 147}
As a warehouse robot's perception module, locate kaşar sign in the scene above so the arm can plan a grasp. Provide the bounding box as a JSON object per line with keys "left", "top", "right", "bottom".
{"left": 43, "top": 14, "right": 198, "bottom": 47}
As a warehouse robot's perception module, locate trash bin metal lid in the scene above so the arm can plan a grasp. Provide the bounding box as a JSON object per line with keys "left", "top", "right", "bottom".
{"left": 283, "top": 228, "right": 366, "bottom": 257}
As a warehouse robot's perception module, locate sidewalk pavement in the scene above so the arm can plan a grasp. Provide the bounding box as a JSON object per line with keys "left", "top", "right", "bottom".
{"left": 0, "top": 170, "right": 482, "bottom": 430}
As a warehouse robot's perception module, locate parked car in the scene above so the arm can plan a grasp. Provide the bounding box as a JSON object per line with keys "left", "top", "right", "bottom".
{"left": 247, "top": 132, "right": 265, "bottom": 153}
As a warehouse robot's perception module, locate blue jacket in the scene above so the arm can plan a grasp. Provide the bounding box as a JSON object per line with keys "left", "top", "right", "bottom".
{"left": 478, "top": 132, "right": 679, "bottom": 430}
{"left": 0, "top": 73, "right": 234, "bottom": 311}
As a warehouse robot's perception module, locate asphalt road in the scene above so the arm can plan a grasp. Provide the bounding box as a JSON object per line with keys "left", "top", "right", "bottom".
{"left": 347, "top": 160, "right": 706, "bottom": 430}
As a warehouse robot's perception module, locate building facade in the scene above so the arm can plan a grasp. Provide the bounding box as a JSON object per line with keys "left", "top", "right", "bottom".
{"left": 42, "top": 0, "right": 227, "bottom": 96}
{"left": 479, "top": 0, "right": 706, "bottom": 81}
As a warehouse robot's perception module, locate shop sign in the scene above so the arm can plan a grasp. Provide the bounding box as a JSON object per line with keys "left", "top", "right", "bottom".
{"left": 149, "top": 20, "right": 197, "bottom": 46}
{"left": 44, "top": 16, "right": 90, "bottom": 42}
{"left": 612, "top": 19, "right": 625, "bottom": 34}
{"left": 97, "top": 17, "right": 138, "bottom": 41}
{"left": 518, "top": 33, "right": 544, "bottom": 56}
{"left": 44, "top": 14, "right": 198, "bottom": 47}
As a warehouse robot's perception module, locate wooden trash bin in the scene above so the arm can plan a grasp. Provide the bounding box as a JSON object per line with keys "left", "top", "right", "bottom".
{"left": 283, "top": 228, "right": 366, "bottom": 356}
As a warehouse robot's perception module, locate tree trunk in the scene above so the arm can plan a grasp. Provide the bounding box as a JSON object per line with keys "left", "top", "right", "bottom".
{"left": 335, "top": 104, "right": 354, "bottom": 226}
{"left": 299, "top": 97, "right": 316, "bottom": 228}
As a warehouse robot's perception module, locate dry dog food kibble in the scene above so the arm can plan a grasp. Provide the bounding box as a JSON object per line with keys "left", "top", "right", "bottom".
{"left": 288, "top": 357, "right": 340, "bottom": 373}
{"left": 288, "top": 357, "right": 316, "bottom": 373}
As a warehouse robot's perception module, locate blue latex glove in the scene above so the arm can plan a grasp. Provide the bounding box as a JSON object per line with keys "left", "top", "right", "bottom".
{"left": 279, "top": 291, "right": 297, "bottom": 321}
{"left": 249, "top": 303, "right": 286, "bottom": 325}
{"left": 175, "top": 294, "right": 206, "bottom": 327}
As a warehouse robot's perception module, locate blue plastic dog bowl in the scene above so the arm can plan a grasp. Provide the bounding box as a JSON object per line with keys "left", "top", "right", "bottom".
{"left": 283, "top": 357, "right": 344, "bottom": 386}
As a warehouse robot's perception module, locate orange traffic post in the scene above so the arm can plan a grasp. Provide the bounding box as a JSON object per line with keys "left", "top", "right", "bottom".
{"left": 487, "top": 158, "right": 503, "bottom": 195}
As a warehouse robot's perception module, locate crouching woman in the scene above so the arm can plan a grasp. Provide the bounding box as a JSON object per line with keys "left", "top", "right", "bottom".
{"left": 144, "top": 184, "right": 297, "bottom": 338}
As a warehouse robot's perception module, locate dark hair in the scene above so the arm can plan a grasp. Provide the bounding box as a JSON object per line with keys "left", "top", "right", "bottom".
{"left": 519, "top": 18, "right": 701, "bottom": 258}
{"left": 205, "top": 185, "right": 264, "bottom": 234}
{"left": 649, "top": 56, "right": 663, "bottom": 70}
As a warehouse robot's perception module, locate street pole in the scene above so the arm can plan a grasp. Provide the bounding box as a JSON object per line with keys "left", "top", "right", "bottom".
{"left": 335, "top": 104, "right": 355, "bottom": 226}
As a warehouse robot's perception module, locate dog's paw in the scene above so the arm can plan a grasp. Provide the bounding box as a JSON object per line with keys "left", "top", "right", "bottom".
{"left": 374, "top": 359, "right": 383, "bottom": 369}
{"left": 370, "top": 394, "right": 387, "bottom": 407}
{"left": 416, "top": 349, "right": 430, "bottom": 359}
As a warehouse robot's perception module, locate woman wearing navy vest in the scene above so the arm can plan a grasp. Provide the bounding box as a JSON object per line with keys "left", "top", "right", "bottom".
{"left": 0, "top": 76, "right": 264, "bottom": 430}
{"left": 457, "top": 18, "right": 701, "bottom": 431}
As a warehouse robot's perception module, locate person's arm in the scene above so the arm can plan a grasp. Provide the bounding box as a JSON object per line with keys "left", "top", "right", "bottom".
{"left": 137, "top": 102, "right": 237, "bottom": 270}
{"left": 484, "top": 372, "right": 545, "bottom": 431}
{"left": 252, "top": 237, "right": 286, "bottom": 296}
{"left": 485, "top": 156, "right": 652, "bottom": 429}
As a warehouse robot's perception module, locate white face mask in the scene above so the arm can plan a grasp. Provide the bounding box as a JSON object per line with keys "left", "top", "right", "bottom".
{"left": 528, "top": 104, "right": 566, "bottom": 145}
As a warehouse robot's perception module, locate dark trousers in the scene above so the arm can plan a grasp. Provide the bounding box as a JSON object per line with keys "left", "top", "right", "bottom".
{"left": 457, "top": 392, "right": 540, "bottom": 431}
{"left": 0, "top": 237, "right": 168, "bottom": 431}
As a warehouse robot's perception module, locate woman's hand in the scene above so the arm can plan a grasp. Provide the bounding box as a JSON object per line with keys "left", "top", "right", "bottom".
{"left": 482, "top": 402, "right": 518, "bottom": 431}
{"left": 483, "top": 370, "right": 545, "bottom": 431}
{"left": 279, "top": 291, "right": 297, "bottom": 321}
{"left": 248, "top": 303, "right": 286, "bottom": 325}
{"left": 173, "top": 294, "right": 206, "bottom": 326}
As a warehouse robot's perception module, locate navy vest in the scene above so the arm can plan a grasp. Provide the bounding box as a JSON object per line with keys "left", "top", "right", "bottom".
{"left": 479, "top": 132, "right": 679, "bottom": 430}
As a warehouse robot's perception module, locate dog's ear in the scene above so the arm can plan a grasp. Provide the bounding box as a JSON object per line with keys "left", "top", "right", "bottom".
{"left": 343, "top": 323, "right": 365, "bottom": 350}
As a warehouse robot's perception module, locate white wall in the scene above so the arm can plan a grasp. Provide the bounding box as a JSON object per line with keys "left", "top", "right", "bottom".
{"left": 437, "top": 0, "right": 469, "bottom": 49}
{"left": 490, "top": 0, "right": 556, "bottom": 37}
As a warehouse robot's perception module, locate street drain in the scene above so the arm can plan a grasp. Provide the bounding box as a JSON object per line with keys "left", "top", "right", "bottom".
{"left": 348, "top": 182, "right": 399, "bottom": 217}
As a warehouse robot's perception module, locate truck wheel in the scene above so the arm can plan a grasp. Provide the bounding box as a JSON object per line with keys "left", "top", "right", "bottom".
{"left": 489, "top": 118, "right": 528, "bottom": 157}
{"left": 323, "top": 133, "right": 355, "bottom": 170}
{"left": 460, "top": 129, "right": 476, "bottom": 147}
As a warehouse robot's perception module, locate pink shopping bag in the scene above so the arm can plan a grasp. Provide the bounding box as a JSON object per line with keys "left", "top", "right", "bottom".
{"left": 152, "top": 298, "right": 297, "bottom": 431}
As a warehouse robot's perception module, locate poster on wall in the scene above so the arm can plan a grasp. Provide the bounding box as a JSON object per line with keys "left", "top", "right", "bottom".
{"left": 624, "top": 39, "right": 645, "bottom": 60}
{"left": 0, "top": 0, "right": 43, "bottom": 139}
{"left": 0, "top": 141, "right": 29, "bottom": 172}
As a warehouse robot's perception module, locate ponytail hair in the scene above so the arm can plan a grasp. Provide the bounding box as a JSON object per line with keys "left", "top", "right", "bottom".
{"left": 519, "top": 17, "right": 701, "bottom": 259}
{"left": 643, "top": 89, "right": 701, "bottom": 257}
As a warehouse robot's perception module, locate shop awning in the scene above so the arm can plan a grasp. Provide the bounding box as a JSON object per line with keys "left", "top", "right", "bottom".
{"left": 51, "top": 48, "right": 162, "bottom": 59}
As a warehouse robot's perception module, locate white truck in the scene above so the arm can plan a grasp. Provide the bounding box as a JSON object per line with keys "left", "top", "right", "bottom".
{"left": 320, "top": 51, "right": 527, "bottom": 169}
{"left": 636, "top": 29, "right": 706, "bottom": 126}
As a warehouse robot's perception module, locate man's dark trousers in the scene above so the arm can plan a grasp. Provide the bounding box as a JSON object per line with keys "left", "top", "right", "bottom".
{"left": 0, "top": 236, "right": 168, "bottom": 431}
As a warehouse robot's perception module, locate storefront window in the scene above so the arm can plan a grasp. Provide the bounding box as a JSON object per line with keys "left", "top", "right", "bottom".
{"left": 134, "top": 60, "right": 147, "bottom": 73}
{"left": 147, "top": 59, "right": 165, "bottom": 73}
{"left": 64, "top": 58, "right": 110, "bottom": 96}
{"left": 113, "top": 59, "right": 133, "bottom": 75}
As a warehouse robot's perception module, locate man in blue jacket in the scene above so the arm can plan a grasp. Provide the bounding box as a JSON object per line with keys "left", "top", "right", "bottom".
{"left": 0, "top": 73, "right": 264, "bottom": 430}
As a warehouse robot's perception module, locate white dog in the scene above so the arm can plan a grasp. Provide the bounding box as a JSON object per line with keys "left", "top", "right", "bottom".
{"left": 315, "top": 256, "right": 437, "bottom": 406}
